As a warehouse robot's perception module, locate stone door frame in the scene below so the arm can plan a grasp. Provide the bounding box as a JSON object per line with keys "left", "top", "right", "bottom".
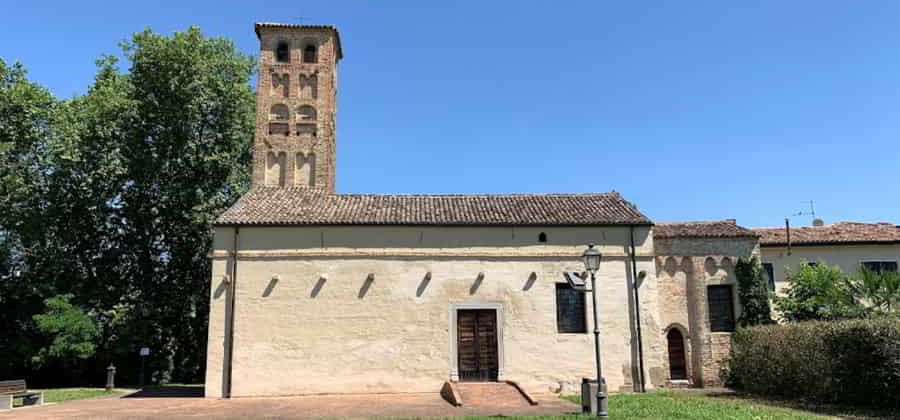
{"left": 448, "top": 303, "right": 505, "bottom": 382}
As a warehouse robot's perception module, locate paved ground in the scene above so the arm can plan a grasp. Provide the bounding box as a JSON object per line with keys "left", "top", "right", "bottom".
{"left": 0, "top": 390, "right": 579, "bottom": 419}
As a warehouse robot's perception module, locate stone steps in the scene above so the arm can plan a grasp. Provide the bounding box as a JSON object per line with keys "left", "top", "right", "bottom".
{"left": 453, "top": 382, "right": 533, "bottom": 408}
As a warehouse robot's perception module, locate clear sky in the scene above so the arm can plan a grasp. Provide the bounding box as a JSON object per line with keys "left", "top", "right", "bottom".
{"left": 3, "top": 1, "right": 899, "bottom": 227}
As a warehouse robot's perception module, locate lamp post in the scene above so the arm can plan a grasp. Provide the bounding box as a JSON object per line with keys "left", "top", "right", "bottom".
{"left": 582, "top": 244, "right": 608, "bottom": 419}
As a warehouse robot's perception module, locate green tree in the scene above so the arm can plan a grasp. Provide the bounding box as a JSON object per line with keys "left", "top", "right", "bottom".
{"left": 112, "top": 27, "right": 254, "bottom": 383}
{"left": 32, "top": 295, "right": 98, "bottom": 367}
{"left": 0, "top": 25, "right": 254, "bottom": 385}
{"left": 845, "top": 268, "right": 900, "bottom": 315}
{"left": 773, "top": 262, "right": 864, "bottom": 322}
{"left": 0, "top": 59, "right": 60, "bottom": 378}
{"left": 734, "top": 257, "right": 774, "bottom": 326}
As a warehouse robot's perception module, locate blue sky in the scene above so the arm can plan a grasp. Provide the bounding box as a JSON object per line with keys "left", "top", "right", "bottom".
{"left": 3, "top": 1, "right": 899, "bottom": 227}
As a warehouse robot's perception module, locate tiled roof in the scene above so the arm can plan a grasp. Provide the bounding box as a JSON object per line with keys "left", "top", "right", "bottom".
{"left": 216, "top": 187, "right": 652, "bottom": 226}
{"left": 254, "top": 22, "right": 343, "bottom": 60}
{"left": 654, "top": 220, "right": 758, "bottom": 239}
{"left": 754, "top": 222, "right": 900, "bottom": 246}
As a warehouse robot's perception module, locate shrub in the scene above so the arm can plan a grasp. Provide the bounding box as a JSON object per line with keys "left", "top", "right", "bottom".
{"left": 727, "top": 317, "right": 900, "bottom": 407}
{"left": 773, "top": 262, "right": 864, "bottom": 321}
{"left": 734, "top": 257, "right": 774, "bottom": 326}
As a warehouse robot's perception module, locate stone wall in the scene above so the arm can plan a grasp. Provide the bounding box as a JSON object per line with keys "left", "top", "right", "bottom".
{"left": 205, "top": 225, "right": 663, "bottom": 397}
{"left": 653, "top": 236, "right": 759, "bottom": 387}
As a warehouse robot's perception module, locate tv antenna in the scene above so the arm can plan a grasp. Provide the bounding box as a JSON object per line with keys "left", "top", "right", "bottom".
{"left": 791, "top": 200, "right": 816, "bottom": 221}
{"left": 784, "top": 200, "right": 819, "bottom": 256}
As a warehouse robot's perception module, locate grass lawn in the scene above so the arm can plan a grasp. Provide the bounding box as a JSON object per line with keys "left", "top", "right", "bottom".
{"left": 550, "top": 391, "right": 835, "bottom": 420}
{"left": 13, "top": 388, "right": 126, "bottom": 406}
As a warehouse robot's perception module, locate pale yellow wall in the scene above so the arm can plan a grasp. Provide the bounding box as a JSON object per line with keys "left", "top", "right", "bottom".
{"left": 205, "top": 225, "right": 662, "bottom": 398}
{"left": 761, "top": 244, "right": 900, "bottom": 293}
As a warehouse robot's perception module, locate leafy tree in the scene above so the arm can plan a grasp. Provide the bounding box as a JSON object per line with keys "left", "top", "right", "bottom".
{"left": 0, "top": 59, "right": 59, "bottom": 378}
{"left": 773, "top": 262, "right": 864, "bottom": 322}
{"left": 845, "top": 268, "right": 900, "bottom": 315}
{"left": 0, "top": 26, "right": 254, "bottom": 385}
{"left": 31, "top": 295, "right": 98, "bottom": 367}
{"left": 114, "top": 27, "right": 254, "bottom": 383}
{"left": 734, "top": 257, "right": 774, "bottom": 326}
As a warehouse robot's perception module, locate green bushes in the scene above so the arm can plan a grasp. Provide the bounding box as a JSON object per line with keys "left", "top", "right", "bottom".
{"left": 774, "top": 263, "right": 900, "bottom": 321}
{"left": 728, "top": 317, "right": 900, "bottom": 407}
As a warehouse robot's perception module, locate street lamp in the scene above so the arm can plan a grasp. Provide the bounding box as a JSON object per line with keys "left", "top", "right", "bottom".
{"left": 583, "top": 244, "right": 608, "bottom": 418}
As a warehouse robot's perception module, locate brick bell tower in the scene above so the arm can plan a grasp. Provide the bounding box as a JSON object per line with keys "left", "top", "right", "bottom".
{"left": 252, "top": 23, "right": 342, "bottom": 191}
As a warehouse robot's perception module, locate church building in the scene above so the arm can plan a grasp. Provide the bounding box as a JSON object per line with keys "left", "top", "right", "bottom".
{"left": 204, "top": 23, "right": 758, "bottom": 399}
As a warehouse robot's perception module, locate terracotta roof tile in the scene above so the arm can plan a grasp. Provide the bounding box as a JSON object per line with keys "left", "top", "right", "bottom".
{"left": 754, "top": 222, "right": 900, "bottom": 246}
{"left": 216, "top": 187, "right": 652, "bottom": 226}
{"left": 654, "top": 220, "right": 758, "bottom": 239}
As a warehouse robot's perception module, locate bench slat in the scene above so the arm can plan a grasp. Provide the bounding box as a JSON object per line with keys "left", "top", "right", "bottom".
{"left": 0, "top": 380, "right": 27, "bottom": 395}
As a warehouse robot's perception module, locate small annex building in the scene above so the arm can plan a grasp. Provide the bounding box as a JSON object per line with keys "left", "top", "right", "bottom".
{"left": 204, "top": 23, "right": 760, "bottom": 398}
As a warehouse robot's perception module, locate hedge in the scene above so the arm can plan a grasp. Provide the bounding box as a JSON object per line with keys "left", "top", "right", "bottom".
{"left": 727, "top": 317, "right": 900, "bottom": 407}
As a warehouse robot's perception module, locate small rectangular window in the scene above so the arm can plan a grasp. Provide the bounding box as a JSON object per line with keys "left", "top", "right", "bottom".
{"left": 556, "top": 283, "right": 587, "bottom": 333}
{"left": 708, "top": 285, "right": 735, "bottom": 332}
{"left": 862, "top": 261, "right": 899, "bottom": 273}
{"left": 762, "top": 263, "right": 775, "bottom": 291}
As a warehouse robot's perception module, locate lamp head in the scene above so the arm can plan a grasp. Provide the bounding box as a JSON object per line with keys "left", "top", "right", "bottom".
{"left": 582, "top": 244, "right": 602, "bottom": 273}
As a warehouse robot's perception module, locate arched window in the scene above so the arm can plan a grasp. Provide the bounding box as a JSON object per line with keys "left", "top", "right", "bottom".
{"left": 268, "top": 104, "right": 290, "bottom": 136}
{"left": 538, "top": 232, "right": 547, "bottom": 243}
{"left": 297, "top": 105, "right": 317, "bottom": 121}
{"left": 303, "top": 44, "right": 317, "bottom": 63}
{"left": 667, "top": 329, "right": 687, "bottom": 380}
{"left": 275, "top": 41, "right": 290, "bottom": 63}
{"left": 269, "top": 104, "right": 289, "bottom": 121}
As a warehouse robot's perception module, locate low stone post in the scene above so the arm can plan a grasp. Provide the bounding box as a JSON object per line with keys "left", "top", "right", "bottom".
{"left": 106, "top": 364, "right": 116, "bottom": 391}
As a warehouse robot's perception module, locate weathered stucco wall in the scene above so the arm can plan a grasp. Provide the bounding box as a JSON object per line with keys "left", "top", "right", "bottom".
{"left": 205, "top": 225, "right": 662, "bottom": 398}
{"left": 761, "top": 244, "right": 900, "bottom": 293}
{"left": 653, "top": 236, "right": 758, "bottom": 387}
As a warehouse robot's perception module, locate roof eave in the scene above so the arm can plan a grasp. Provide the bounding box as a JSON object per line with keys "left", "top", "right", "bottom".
{"left": 760, "top": 240, "right": 900, "bottom": 247}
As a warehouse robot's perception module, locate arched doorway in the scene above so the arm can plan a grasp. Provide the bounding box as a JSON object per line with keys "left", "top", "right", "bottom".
{"left": 667, "top": 329, "right": 687, "bottom": 380}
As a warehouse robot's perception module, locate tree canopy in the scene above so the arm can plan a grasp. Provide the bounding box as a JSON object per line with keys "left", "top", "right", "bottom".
{"left": 0, "top": 26, "right": 254, "bottom": 386}
{"left": 773, "top": 262, "right": 900, "bottom": 322}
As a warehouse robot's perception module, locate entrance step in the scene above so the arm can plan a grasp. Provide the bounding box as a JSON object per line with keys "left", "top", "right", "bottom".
{"left": 453, "top": 382, "right": 536, "bottom": 408}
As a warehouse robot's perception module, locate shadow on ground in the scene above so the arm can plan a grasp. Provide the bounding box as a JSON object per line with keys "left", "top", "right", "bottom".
{"left": 125, "top": 386, "right": 204, "bottom": 398}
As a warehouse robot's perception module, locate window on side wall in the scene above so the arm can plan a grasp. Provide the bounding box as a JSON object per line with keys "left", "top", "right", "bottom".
{"left": 762, "top": 263, "right": 775, "bottom": 291}
{"left": 861, "top": 260, "right": 899, "bottom": 274}
{"left": 556, "top": 283, "right": 587, "bottom": 333}
{"left": 707, "top": 285, "right": 735, "bottom": 332}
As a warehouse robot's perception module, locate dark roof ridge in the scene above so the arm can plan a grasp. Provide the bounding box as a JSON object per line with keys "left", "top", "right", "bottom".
{"left": 657, "top": 219, "right": 738, "bottom": 226}
{"left": 247, "top": 188, "right": 621, "bottom": 199}
{"left": 654, "top": 219, "right": 758, "bottom": 239}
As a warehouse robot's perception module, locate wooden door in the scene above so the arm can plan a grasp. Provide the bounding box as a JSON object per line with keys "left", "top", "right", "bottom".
{"left": 667, "top": 329, "right": 687, "bottom": 380}
{"left": 457, "top": 309, "right": 498, "bottom": 381}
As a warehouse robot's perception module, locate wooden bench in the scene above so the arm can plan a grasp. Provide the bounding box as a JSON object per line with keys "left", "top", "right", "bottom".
{"left": 0, "top": 380, "right": 43, "bottom": 410}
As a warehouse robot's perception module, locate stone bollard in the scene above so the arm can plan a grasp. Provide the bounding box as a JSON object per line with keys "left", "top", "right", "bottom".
{"left": 106, "top": 364, "right": 116, "bottom": 391}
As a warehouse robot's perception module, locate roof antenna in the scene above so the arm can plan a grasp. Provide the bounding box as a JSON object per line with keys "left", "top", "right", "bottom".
{"left": 784, "top": 200, "right": 818, "bottom": 256}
